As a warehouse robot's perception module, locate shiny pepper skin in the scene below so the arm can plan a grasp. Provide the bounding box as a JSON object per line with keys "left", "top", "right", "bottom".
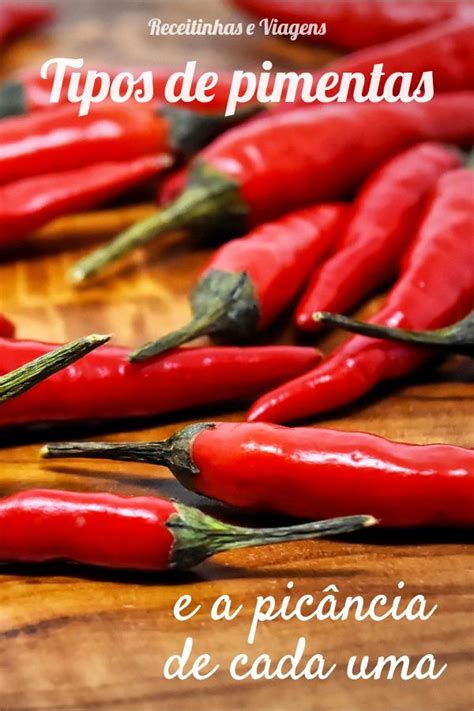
{"left": 71, "top": 93, "right": 474, "bottom": 283}
{"left": 0, "top": 339, "right": 320, "bottom": 427}
{"left": 206, "top": 203, "right": 348, "bottom": 328}
{"left": 0, "top": 489, "right": 176, "bottom": 570}
{"left": 202, "top": 94, "right": 474, "bottom": 226}
{"left": 190, "top": 423, "right": 474, "bottom": 527}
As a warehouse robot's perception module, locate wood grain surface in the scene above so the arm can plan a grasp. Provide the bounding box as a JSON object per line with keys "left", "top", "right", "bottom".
{"left": 0, "top": 2, "right": 473, "bottom": 710}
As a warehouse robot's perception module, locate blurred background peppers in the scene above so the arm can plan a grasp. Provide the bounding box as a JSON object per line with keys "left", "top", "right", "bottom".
{"left": 0, "top": 154, "right": 170, "bottom": 246}
{"left": 0, "top": 2, "right": 53, "bottom": 46}
{"left": 0, "top": 101, "right": 257, "bottom": 185}
{"left": 232, "top": 0, "right": 469, "bottom": 50}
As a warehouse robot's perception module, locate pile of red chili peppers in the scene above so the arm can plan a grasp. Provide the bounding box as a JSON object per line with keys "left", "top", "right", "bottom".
{"left": 0, "top": 1, "right": 472, "bottom": 577}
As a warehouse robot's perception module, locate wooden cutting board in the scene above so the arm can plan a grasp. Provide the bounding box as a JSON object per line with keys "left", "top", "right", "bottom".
{"left": 0, "top": 2, "right": 472, "bottom": 710}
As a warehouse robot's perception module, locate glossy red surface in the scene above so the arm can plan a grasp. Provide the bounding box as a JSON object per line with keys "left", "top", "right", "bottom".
{"left": 192, "top": 421, "right": 474, "bottom": 527}
{"left": 0, "top": 489, "right": 177, "bottom": 570}
{"left": 0, "top": 342, "right": 320, "bottom": 426}
{"left": 202, "top": 94, "right": 474, "bottom": 224}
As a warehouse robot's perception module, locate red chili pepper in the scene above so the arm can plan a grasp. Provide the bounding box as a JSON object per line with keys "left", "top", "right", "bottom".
{"left": 0, "top": 488, "right": 373, "bottom": 571}
{"left": 0, "top": 65, "right": 240, "bottom": 118}
{"left": 0, "top": 314, "right": 14, "bottom": 338}
{"left": 0, "top": 3, "right": 53, "bottom": 45}
{"left": 315, "top": 13, "right": 474, "bottom": 98}
{"left": 156, "top": 15, "right": 473, "bottom": 205}
{"left": 43, "top": 421, "right": 474, "bottom": 528}
{"left": 0, "top": 340, "right": 320, "bottom": 427}
{"left": 0, "top": 101, "right": 256, "bottom": 185}
{"left": 71, "top": 93, "right": 474, "bottom": 282}
{"left": 131, "top": 204, "right": 347, "bottom": 360}
{"left": 0, "top": 154, "right": 170, "bottom": 247}
{"left": 296, "top": 142, "right": 462, "bottom": 331}
{"left": 233, "top": 0, "right": 466, "bottom": 50}
{"left": 248, "top": 167, "right": 474, "bottom": 424}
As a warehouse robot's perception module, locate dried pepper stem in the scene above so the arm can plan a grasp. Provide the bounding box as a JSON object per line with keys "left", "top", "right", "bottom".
{"left": 70, "top": 165, "right": 246, "bottom": 283}
{"left": 314, "top": 311, "right": 474, "bottom": 357}
{"left": 0, "top": 334, "right": 110, "bottom": 403}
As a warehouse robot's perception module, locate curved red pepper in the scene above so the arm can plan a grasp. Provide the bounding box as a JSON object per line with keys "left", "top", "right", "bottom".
{"left": 296, "top": 142, "right": 462, "bottom": 331}
{"left": 0, "top": 154, "right": 170, "bottom": 246}
{"left": 0, "top": 488, "right": 372, "bottom": 571}
{"left": 44, "top": 421, "right": 474, "bottom": 528}
{"left": 0, "top": 340, "right": 320, "bottom": 427}
{"left": 248, "top": 167, "right": 474, "bottom": 424}
{"left": 0, "top": 99, "right": 259, "bottom": 183}
{"left": 0, "top": 489, "right": 177, "bottom": 570}
{"left": 233, "top": 0, "right": 466, "bottom": 50}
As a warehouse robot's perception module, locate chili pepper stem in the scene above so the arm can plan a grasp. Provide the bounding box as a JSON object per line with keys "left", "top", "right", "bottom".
{"left": 129, "top": 270, "right": 259, "bottom": 361}
{"left": 170, "top": 505, "right": 377, "bottom": 568}
{"left": 0, "top": 334, "right": 111, "bottom": 403}
{"left": 129, "top": 312, "right": 220, "bottom": 361}
{"left": 313, "top": 311, "right": 474, "bottom": 357}
{"left": 42, "top": 422, "right": 210, "bottom": 484}
{"left": 0, "top": 81, "right": 24, "bottom": 119}
{"left": 70, "top": 165, "right": 247, "bottom": 284}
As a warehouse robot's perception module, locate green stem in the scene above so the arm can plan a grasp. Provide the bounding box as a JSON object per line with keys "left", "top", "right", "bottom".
{"left": 130, "top": 311, "right": 218, "bottom": 361}
{"left": 170, "top": 506, "right": 377, "bottom": 569}
{"left": 0, "top": 334, "right": 111, "bottom": 403}
{"left": 69, "top": 164, "right": 246, "bottom": 284}
{"left": 129, "top": 270, "right": 259, "bottom": 361}
{"left": 0, "top": 80, "right": 26, "bottom": 119}
{"left": 313, "top": 311, "right": 474, "bottom": 357}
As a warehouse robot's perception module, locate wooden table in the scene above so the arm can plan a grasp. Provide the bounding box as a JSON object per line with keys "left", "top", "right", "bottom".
{"left": 0, "top": 2, "right": 472, "bottom": 709}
